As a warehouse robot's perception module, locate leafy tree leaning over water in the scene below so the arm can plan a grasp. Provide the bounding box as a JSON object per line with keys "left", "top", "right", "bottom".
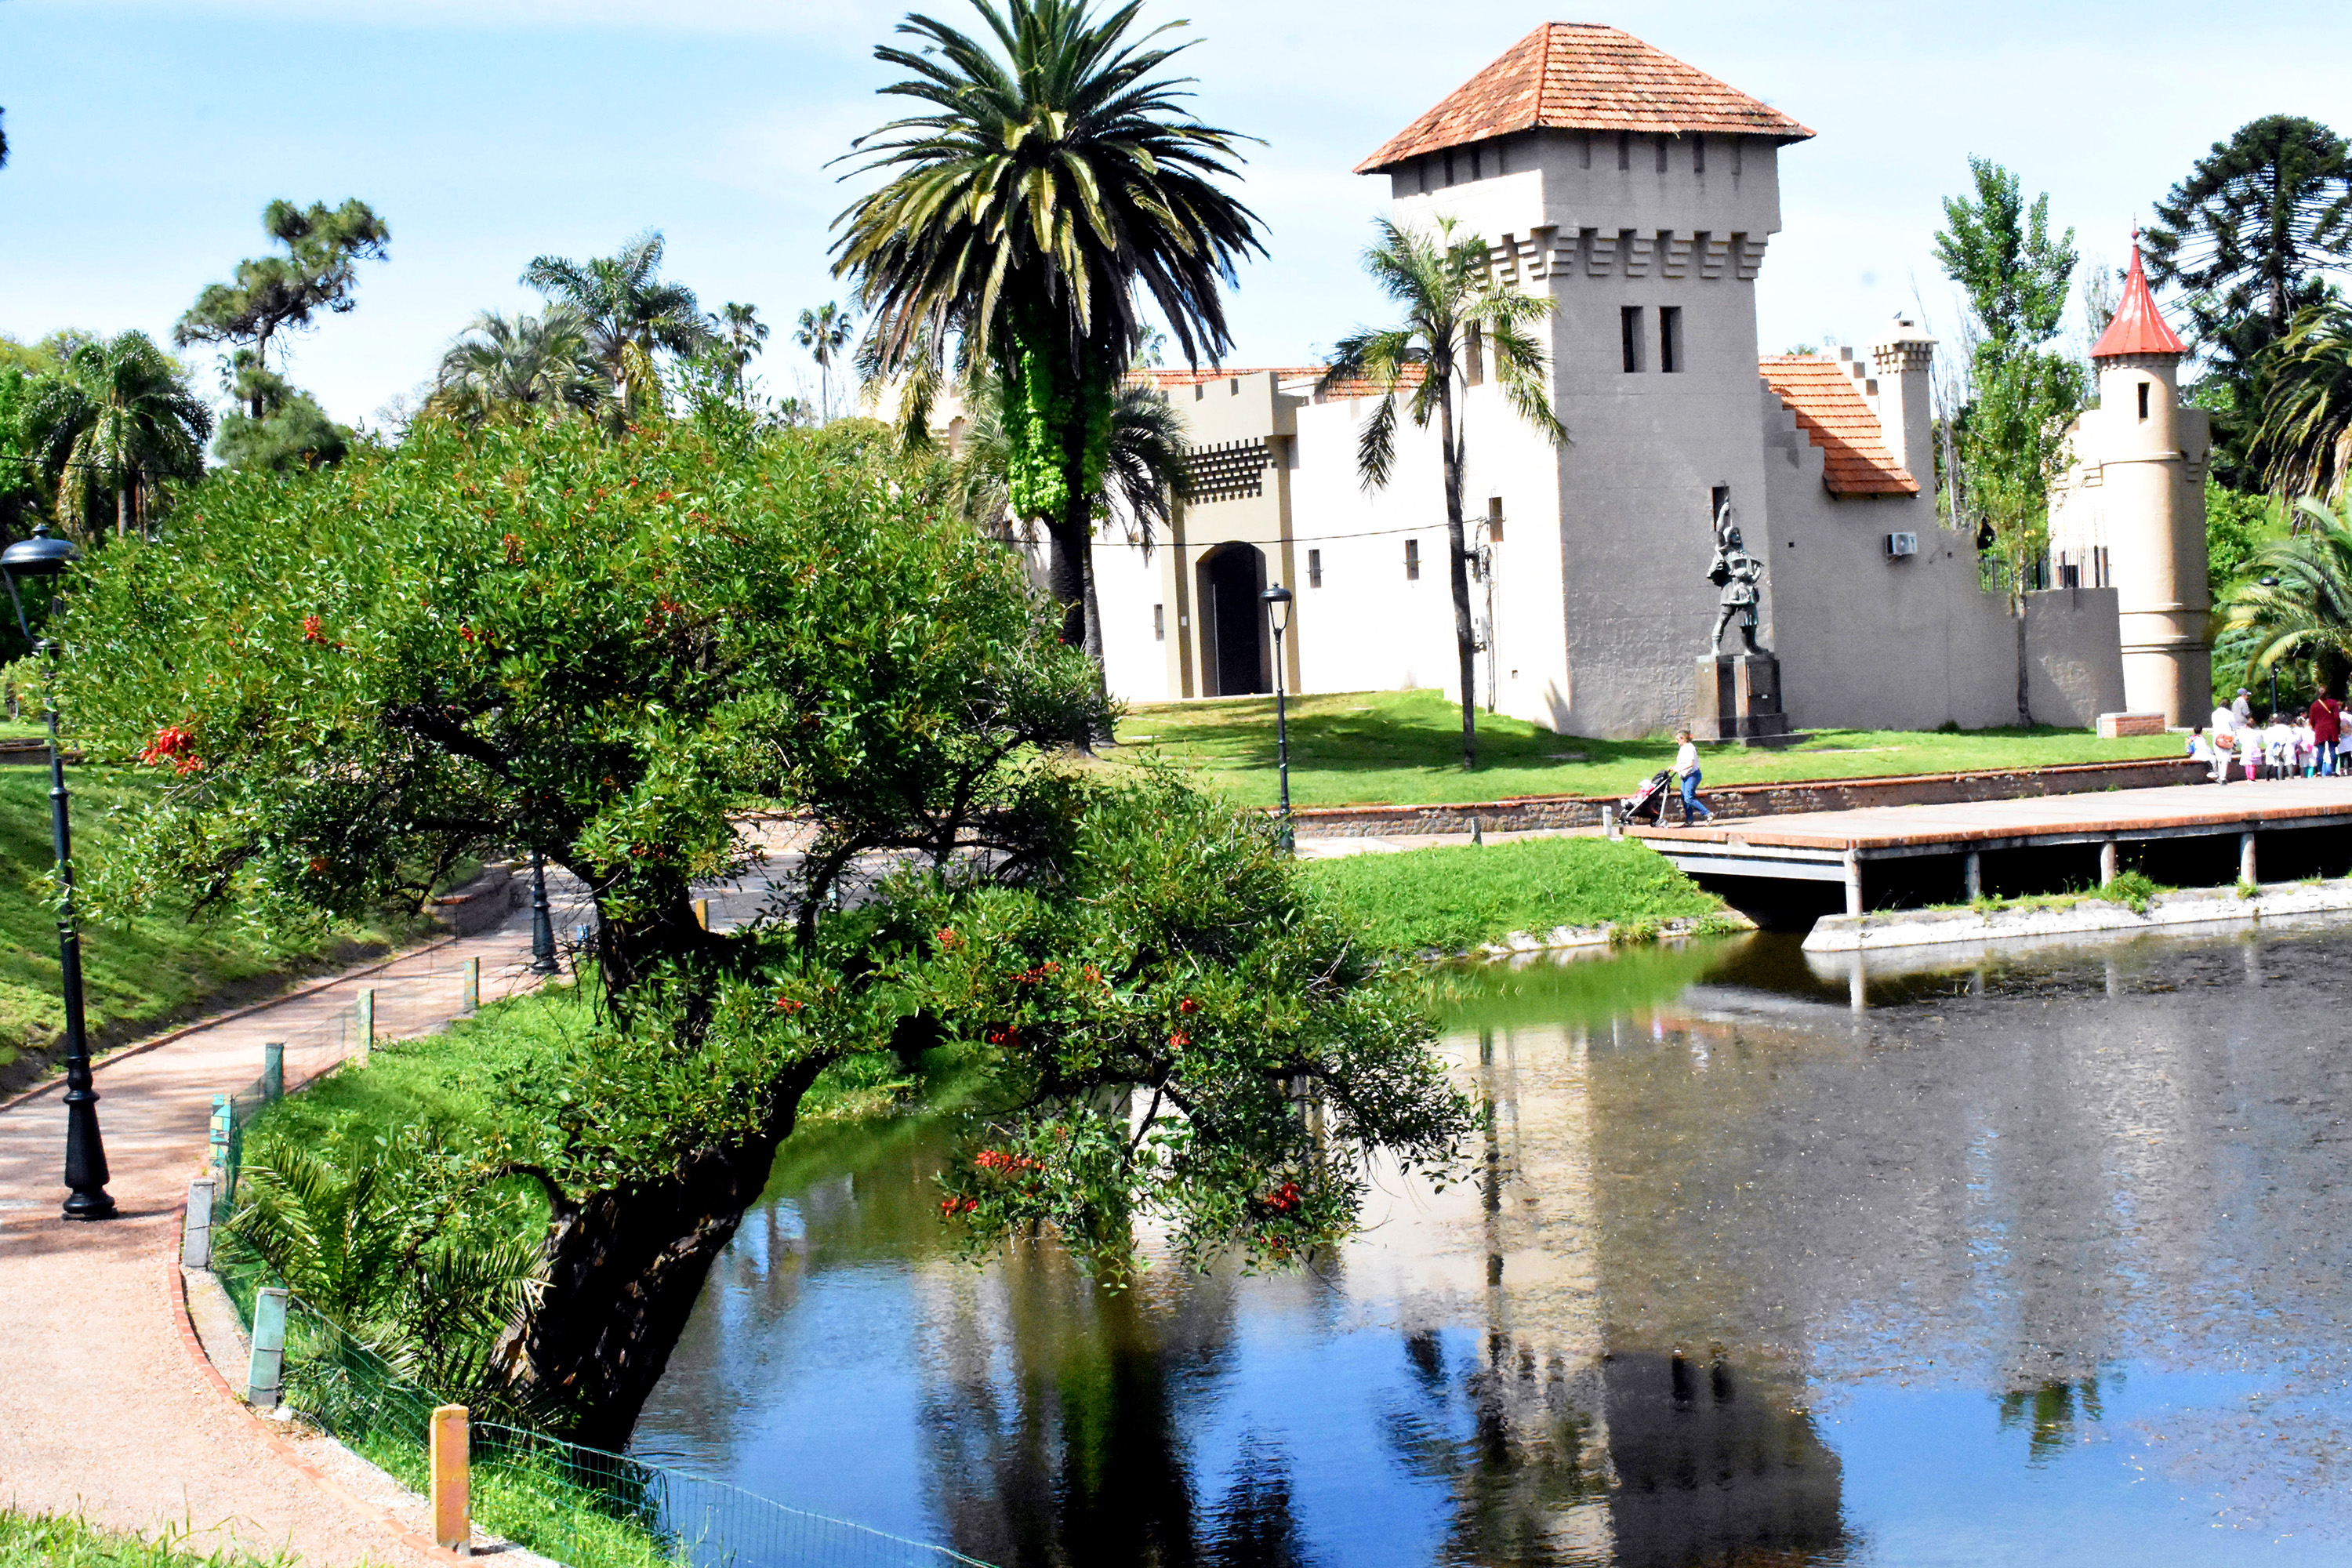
{"left": 55, "top": 400, "right": 1474, "bottom": 1444}
{"left": 1319, "top": 216, "right": 1566, "bottom": 772}
{"left": 833, "top": 0, "right": 1265, "bottom": 680}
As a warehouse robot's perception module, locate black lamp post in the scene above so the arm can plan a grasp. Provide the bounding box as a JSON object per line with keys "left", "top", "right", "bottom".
{"left": 2260, "top": 575, "right": 2282, "bottom": 717}
{"left": 1261, "top": 584, "right": 1294, "bottom": 854}
{"left": 528, "top": 848, "right": 560, "bottom": 975}
{"left": 1, "top": 524, "right": 115, "bottom": 1221}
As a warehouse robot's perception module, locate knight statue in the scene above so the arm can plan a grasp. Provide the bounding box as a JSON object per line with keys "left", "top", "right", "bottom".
{"left": 1706, "top": 499, "right": 1766, "bottom": 655}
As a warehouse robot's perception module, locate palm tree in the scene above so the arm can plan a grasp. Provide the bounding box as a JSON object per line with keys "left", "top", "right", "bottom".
{"left": 793, "top": 302, "right": 854, "bottom": 421}
{"left": 833, "top": 0, "right": 1263, "bottom": 675}
{"left": 2253, "top": 302, "right": 2352, "bottom": 505}
{"left": 708, "top": 302, "right": 770, "bottom": 408}
{"left": 521, "top": 231, "right": 711, "bottom": 424}
{"left": 425, "top": 307, "right": 601, "bottom": 426}
{"left": 1319, "top": 217, "right": 1566, "bottom": 770}
{"left": 2219, "top": 497, "right": 2352, "bottom": 692}
{"left": 24, "top": 331, "right": 212, "bottom": 541}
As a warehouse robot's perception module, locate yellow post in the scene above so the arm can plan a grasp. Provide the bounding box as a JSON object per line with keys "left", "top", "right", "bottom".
{"left": 429, "top": 1403, "right": 470, "bottom": 1551}
{"left": 693, "top": 898, "right": 710, "bottom": 931}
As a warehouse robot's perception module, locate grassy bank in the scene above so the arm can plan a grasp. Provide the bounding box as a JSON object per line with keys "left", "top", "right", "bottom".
{"left": 1111, "top": 688, "right": 2177, "bottom": 808}
{"left": 0, "top": 768, "right": 418, "bottom": 1094}
{"left": 0, "top": 1511, "right": 291, "bottom": 1568}
{"left": 1299, "top": 835, "right": 1724, "bottom": 954}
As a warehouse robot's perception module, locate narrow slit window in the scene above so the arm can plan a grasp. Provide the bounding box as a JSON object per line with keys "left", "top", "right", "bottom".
{"left": 1617, "top": 130, "right": 1631, "bottom": 171}
{"left": 1486, "top": 497, "right": 1504, "bottom": 541}
{"left": 1656, "top": 133, "right": 1669, "bottom": 172}
{"left": 1443, "top": 150, "right": 1456, "bottom": 186}
{"left": 1405, "top": 539, "right": 1421, "bottom": 580}
{"left": 2137, "top": 381, "right": 2151, "bottom": 419}
{"left": 1580, "top": 130, "right": 1592, "bottom": 169}
{"left": 1468, "top": 146, "right": 1482, "bottom": 180}
{"left": 1153, "top": 603, "right": 1165, "bottom": 641}
{"left": 1621, "top": 307, "right": 1642, "bottom": 373}
{"left": 1660, "top": 306, "right": 1683, "bottom": 373}
{"left": 1465, "top": 324, "right": 1485, "bottom": 386}
{"left": 1308, "top": 549, "right": 1323, "bottom": 588}
{"left": 1693, "top": 135, "right": 1705, "bottom": 175}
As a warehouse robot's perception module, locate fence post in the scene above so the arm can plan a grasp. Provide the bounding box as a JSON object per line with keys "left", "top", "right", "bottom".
{"left": 355, "top": 988, "right": 376, "bottom": 1064}
{"left": 248, "top": 1287, "right": 289, "bottom": 1409}
{"left": 209, "top": 1094, "right": 230, "bottom": 1178}
{"left": 183, "top": 1178, "right": 216, "bottom": 1269}
{"left": 430, "top": 1405, "right": 471, "bottom": 1551}
{"left": 463, "top": 956, "right": 480, "bottom": 1014}
{"left": 262, "top": 1042, "right": 285, "bottom": 1102}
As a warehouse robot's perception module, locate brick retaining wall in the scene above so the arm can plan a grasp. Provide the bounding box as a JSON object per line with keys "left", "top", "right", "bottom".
{"left": 1287, "top": 756, "right": 2209, "bottom": 837}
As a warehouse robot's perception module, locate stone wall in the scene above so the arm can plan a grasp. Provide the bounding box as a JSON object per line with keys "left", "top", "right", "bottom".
{"left": 1287, "top": 755, "right": 2208, "bottom": 837}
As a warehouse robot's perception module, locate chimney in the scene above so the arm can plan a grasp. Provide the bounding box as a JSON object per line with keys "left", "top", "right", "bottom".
{"left": 1868, "top": 314, "right": 1937, "bottom": 481}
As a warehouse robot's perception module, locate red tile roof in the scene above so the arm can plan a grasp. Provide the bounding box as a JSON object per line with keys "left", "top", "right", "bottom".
{"left": 1358, "top": 23, "right": 1813, "bottom": 174}
{"left": 1759, "top": 356, "right": 1918, "bottom": 497}
{"left": 2090, "top": 242, "right": 2187, "bottom": 360}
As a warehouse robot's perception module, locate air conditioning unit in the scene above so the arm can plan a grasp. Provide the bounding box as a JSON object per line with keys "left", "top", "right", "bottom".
{"left": 1886, "top": 532, "right": 1919, "bottom": 558}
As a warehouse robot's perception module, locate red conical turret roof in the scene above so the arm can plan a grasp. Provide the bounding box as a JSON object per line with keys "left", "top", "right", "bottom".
{"left": 2091, "top": 239, "right": 2187, "bottom": 359}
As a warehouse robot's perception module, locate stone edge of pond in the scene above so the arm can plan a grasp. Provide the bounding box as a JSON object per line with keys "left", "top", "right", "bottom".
{"left": 1411, "top": 912, "right": 1759, "bottom": 965}
{"left": 1804, "top": 879, "right": 2352, "bottom": 953}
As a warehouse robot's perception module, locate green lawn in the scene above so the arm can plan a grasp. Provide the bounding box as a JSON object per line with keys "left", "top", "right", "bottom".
{"left": 0, "top": 1511, "right": 292, "bottom": 1567}
{"left": 1298, "top": 835, "right": 1725, "bottom": 954}
{"left": 0, "top": 768, "right": 416, "bottom": 1094}
{"left": 1109, "top": 689, "right": 2180, "bottom": 808}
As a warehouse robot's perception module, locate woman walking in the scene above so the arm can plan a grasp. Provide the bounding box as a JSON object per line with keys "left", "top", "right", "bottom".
{"left": 1672, "top": 730, "right": 1712, "bottom": 826}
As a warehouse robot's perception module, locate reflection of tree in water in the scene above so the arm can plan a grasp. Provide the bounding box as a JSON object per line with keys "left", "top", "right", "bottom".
{"left": 915, "top": 1253, "right": 1320, "bottom": 1568}
{"left": 1997, "top": 1375, "right": 2106, "bottom": 1465}
{"left": 1379, "top": 1326, "right": 1608, "bottom": 1566}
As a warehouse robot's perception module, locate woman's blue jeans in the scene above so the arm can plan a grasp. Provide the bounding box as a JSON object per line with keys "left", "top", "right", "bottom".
{"left": 1679, "top": 771, "right": 1711, "bottom": 822}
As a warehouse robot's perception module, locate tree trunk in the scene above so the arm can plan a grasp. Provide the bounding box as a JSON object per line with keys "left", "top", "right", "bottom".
{"left": 1437, "top": 380, "right": 1476, "bottom": 769}
{"left": 115, "top": 486, "right": 128, "bottom": 540}
{"left": 492, "top": 1059, "right": 826, "bottom": 1450}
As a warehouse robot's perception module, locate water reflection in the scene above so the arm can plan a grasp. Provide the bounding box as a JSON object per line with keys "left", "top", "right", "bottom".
{"left": 635, "top": 927, "right": 2352, "bottom": 1566}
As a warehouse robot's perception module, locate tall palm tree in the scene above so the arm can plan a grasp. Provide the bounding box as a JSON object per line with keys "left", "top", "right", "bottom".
{"left": 1319, "top": 217, "right": 1566, "bottom": 770}
{"left": 833, "top": 0, "right": 1263, "bottom": 676}
{"left": 521, "top": 231, "right": 711, "bottom": 424}
{"left": 708, "top": 302, "right": 770, "bottom": 408}
{"left": 793, "top": 302, "right": 854, "bottom": 420}
{"left": 24, "top": 331, "right": 212, "bottom": 541}
{"left": 2220, "top": 497, "right": 2352, "bottom": 689}
{"left": 425, "top": 306, "right": 601, "bottom": 426}
{"left": 2253, "top": 301, "right": 2352, "bottom": 505}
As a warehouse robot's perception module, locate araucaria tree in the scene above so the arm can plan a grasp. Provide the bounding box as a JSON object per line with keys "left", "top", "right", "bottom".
{"left": 1319, "top": 217, "right": 1564, "bottom": 771}
{"left": 833, "top": 0, "right": 1264, "bottom": 669}
{"left": 59, "top": 404, "right": 1472, "bottom": 1445}
{"left": 174, "top": 199, "right": 391, "bottom": 416}
{"left": 1934, "top": 157, "right": 2085, "bottom": 723}
{"left": 2144, "top": 115, "right": 2352, "bottom": 440}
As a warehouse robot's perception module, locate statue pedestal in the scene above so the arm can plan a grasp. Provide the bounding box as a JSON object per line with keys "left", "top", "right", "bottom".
{"left": 1694, "top": 653, "right": 1793, "bottom": 746}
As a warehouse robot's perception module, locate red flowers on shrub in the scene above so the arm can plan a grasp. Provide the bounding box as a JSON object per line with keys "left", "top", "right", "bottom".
{"left": 773, "top": 996, "right": 804, "bottom": 1013}
{"left": 301, "top": 615, "right": 328, "bottom": 644}
{"left": 935, "top": 927, "right": 961, "bottom": 950}
{"left": 502, "top": 532, "right": 525, "bottom": 564}
{"left": 938, "top": 1196, "right": 978, "bottom": 1216}
{"left": 1168, "top": 1030, "right": 1190, "bottom": 1047}
{"left": 1265, "top": 1181, "right": 1301, "bottom": 1213}
{"left": 1178, "top": 996, "right": 1200, "bottom": 1014}
{"left": 140, "top": 724, "right": 201, "bottom": 775}
{"left": 973, "top": 1149, "right": 1038, "bottom": 1172}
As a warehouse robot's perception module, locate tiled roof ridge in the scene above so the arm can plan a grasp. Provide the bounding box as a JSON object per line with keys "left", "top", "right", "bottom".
{"left": 1758, "top": 354, "right": 1918, "bottom": 498}
{"left": 1357, "top": 22, "right": 1813, "bottom": 175}
{"left": 2089, "top": 241, "right": 2188, "bottom": 360}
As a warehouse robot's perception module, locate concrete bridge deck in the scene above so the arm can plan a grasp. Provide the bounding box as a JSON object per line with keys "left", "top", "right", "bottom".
{"left": 1631, "top": 778, "right": 2352, "bottom": 914}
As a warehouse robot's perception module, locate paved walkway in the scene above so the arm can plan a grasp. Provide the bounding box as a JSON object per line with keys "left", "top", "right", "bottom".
{"left": 0, "top": 884, "right": 592, "bottom": 1564}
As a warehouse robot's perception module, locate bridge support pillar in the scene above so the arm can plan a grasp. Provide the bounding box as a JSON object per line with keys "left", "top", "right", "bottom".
{"left": 1841, "top": 849, "right": 1863, "bottom": 916}
{"left": 2099, "top": 839, "right": 2119, "bottom": 884}
{"left": 1963, "top": 851, "right": 1981, "bottom": 902}
{"left": 2241, "top": 831, "right": 2258, "bottom": 887}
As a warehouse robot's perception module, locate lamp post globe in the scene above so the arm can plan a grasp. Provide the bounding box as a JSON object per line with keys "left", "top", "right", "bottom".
{"left": 1, "top": 524, "right": 115, "bottom": 1221}
{"left": 1260, "top": 585, "right": 1295, "bottom": 855}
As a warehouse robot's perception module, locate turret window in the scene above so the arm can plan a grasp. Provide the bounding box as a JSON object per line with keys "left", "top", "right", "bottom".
{"left": 1621, "top": 307, "right": 1642, "bottom": 373}
{"left": 1660, "top": 307, "right": 1683, "bottom": 372}
{"left": 2137, "top": 381, "right": 2151, "bottom": 420}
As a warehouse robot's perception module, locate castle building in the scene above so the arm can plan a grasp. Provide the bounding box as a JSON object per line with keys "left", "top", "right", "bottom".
{"left": 2046, "top": 245, "right": 2212, "bottom": 726}
{"left": 1063, "top": 24, "right": 2160, "bottom": 737}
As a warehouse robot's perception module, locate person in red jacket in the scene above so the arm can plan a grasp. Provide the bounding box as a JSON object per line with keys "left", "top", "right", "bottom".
{"left": 2311, "top": 689, "right": 2343, "bottom": 777}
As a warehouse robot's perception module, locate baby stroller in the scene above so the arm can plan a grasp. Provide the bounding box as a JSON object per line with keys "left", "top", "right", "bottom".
{"left": 1621, "top": 769, "right": 1675, "bottom": 826}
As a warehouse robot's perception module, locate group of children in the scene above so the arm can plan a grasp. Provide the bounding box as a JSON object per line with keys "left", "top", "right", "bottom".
{"left": 2188, "top": 687, "right": 2345, "bottom": 782}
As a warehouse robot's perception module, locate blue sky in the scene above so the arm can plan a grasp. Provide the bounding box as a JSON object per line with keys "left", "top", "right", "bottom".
{"left": 4, "top": 0, "right": 2347, "bottom": 428}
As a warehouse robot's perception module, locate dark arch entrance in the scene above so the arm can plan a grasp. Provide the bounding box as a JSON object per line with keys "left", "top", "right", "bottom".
{"left": 1199, "top": 543, "right": 1269, "bottom": 696}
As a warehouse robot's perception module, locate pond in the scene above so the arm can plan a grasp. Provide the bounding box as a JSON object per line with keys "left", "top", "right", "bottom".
{"left": 631, "top": 929, "right": 2352, "bottom": 1566}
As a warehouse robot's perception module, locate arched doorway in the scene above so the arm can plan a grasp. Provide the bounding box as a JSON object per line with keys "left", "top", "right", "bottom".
{"left": 1198, "top": 543, "right": 1270, "bottom": 696}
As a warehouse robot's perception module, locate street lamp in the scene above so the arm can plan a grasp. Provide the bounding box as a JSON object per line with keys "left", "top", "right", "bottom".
{"left": 1261, "top": 584, "right": 1294, "bottom": 854}
{"left": 2260, "top": 575, "right": 2282, "bottom": 717}
{"left": 1, "top": 524, "right": 115, "bottom": 1221}
{"left": 528, "top": 849, "right": 559, "bottom": 975}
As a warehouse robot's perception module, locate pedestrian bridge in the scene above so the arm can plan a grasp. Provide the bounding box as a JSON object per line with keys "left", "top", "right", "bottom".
{"left": 1630, "top": 779, "right": 2352, "bottom": 920}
